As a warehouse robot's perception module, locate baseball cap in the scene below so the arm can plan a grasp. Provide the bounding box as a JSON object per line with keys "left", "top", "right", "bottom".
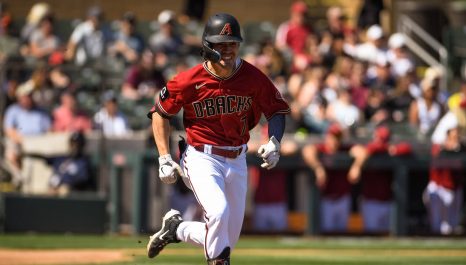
{"left": 87, "top": 5, "right": 103, "bottom": 19}
{"left": 291, "top": 1, "right": 308, "bottom": 14}
{"left": 158, "top": 9, "right": 176, "bottom": 24}
{"left": 326, "top": 123, "right": 343, "bottom": 138}
{"left": 366, "top": 24, "right": 383, "bottom": 40}
{"left": 101, "top": 90, "right": 117, "bottom": 103}
{"left": 388, "top": 33, "right": 405, "bottom": 49}
{"left": 16, "top": 80, "right": 35, "bottom": 97}
{"left": 122, "top": 11, "right": 136, "bottom": 25}
{"left": 374, "top": 126, "right": 391, "bottom": 143}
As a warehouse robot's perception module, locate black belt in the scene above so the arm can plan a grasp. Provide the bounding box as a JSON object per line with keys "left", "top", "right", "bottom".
{"left": 194, "top": 145, "right": 243, "bottom": 159}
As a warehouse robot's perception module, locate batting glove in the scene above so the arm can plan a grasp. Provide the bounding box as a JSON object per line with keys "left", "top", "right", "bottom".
{"left": 158, "top": 154, "right": 184, "bottom": 184}
{"left": 257, "top": 136, "right": 281, "bottom": 170}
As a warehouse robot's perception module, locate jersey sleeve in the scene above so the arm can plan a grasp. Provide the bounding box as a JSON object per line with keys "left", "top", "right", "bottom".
{"left": 256, "top": 74, "right": 290, "bottom": 120}
{"left": 147, "top": 76, "right": 184, "bottom": 119}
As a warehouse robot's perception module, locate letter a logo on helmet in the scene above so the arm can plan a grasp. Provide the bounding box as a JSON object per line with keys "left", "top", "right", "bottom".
{"left": 220, "top": 23, "right": 233, "bottom": 36}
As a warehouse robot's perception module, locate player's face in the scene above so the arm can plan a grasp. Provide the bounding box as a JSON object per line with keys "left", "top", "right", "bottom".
{"left": 212, "top": 42, "right": 240, "bottom": 69}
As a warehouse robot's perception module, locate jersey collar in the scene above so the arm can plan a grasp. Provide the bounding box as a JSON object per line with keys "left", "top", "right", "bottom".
{"left": 203, "top": 58, "right": 243, "bottom": 81}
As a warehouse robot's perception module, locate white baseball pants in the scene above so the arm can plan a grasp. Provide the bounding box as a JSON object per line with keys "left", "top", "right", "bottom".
{"left": 176, "top": 145, "right": 248, "bottom": 259}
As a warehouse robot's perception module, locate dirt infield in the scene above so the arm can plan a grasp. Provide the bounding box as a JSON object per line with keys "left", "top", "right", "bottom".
{"left": 0, "top": 249, "right": 131, "bottom": 265}
{"left": 1, "top": 247, "right": 466, "bottom": 265}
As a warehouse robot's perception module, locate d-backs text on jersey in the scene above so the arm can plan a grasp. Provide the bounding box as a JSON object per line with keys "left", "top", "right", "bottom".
{"left": 192, "top": 95, "right": 252, "bottom": 118}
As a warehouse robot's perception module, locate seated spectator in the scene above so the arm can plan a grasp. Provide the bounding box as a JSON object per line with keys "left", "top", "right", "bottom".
{"left": 93, "top": 91, "right": 130, "bottom": 137}
{"left": 447, "top": 77, "right": 466, "bottom": 111}
{"left": 275, "top": 1, "right": 312, "bottom": 55}
{"left": 47, "top": 131, "right": 94, "bottom": 195}
{"left": 65, "top": 6, "right": 111, "bottom": 66}
{"left": 20, "top": 2, "right": 51, "bottom": 44}
{"left": 386, "top": 33, "right": 414, "bottom": 78}
{"left": 108, "top": 12, "right": 145, "bottom": 65}
{"left": 348, "top": 126, "right": 412, "bottom": 233}
{"left": 25, "top": 14, "right": 60, "bottom": 59}
{"left": 425, "top": 126, "right": 465, "bottom": 235}
{"left": 345, "top": 24, "right": 386, "bottom": 66}
{"left": 3, "top": 81, "right": 51, "bottom": 184}
{"left": 0, "top": 3, "right": 20, "bottom": 63}
{"left": 149, "top": 10, "right": 184, "bottom": 58}
{"left": 409, "top": 77, "right": 443, "bottom": 135}
{"left": 301, "top": 124, "right": 353, "bottom": 233}
{"left": 326, "top": 87, "right": 362, "bottom": 130}
{"left": 121, "top": 49, "right": 166, "bottom": 100}
{"left": 386, "top": 74, "right": 414, "bottom": 123}
{"left": 363, "top": 87, "right": 389, "bottom": 125}
{"left": 52, "top": 91, "right": 92, "bottom": 132}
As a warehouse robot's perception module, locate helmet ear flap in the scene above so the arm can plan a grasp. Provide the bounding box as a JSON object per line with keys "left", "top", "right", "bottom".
{"left": 201, "top": 40, "right": 221, "bottom": 63}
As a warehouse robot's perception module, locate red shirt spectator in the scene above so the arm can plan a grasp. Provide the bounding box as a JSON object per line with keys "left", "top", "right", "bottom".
{"left": 52, "top": 92, "right": 92, "bottom": 132}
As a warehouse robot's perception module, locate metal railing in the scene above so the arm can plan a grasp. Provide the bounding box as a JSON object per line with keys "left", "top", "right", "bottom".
{"left": 398, "top": 15, "right": 449, "bottom": 91}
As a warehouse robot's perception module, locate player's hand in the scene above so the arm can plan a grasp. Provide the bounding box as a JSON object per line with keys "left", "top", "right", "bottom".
{"left": 158, "top": 154, "right": 184, "bottom": 184}
{"left": 258, "top": 136, "right": 281, "bottom": 170}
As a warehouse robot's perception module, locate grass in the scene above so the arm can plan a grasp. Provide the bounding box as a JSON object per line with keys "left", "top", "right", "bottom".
{"left": 0, "top": 234, "right": 466, "bottom": 265}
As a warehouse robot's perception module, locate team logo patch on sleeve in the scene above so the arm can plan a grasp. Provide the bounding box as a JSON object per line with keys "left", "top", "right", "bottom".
{"left": 159, "top": 86, "right": 170, "bottom": 101}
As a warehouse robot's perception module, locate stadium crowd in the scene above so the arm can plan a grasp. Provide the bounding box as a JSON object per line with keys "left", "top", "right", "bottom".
{"left": 0, "top": 1, "right": 465, "bottom": 235}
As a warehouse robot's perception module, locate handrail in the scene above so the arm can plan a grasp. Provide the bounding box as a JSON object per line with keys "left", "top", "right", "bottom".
{"left": 398, "top": 15, "right": 449, "bottom": 91}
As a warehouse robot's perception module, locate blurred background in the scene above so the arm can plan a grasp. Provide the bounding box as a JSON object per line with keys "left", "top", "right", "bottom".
{"left": 0, "top": 0, "right": 465, "bottom": 238}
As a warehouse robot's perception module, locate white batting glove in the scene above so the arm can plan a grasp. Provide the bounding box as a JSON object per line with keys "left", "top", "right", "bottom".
{"left": 158, "top": 154, "right": 184, "bottom": 184}
{"left": 257, "top": 136, "right": 281, "bottom": 170}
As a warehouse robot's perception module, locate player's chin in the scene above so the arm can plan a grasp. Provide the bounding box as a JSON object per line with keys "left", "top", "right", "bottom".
{"left": 219, "top": 58, "right": 235, "bottom": 68}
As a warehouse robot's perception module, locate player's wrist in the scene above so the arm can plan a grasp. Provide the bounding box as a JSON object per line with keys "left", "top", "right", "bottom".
{"left": 158, "top": 154, "right": 173, "bottom": 163}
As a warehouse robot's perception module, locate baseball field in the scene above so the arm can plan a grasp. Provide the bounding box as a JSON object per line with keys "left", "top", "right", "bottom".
{"left": 1, "top": 234, "right": 466, "bottom": 265}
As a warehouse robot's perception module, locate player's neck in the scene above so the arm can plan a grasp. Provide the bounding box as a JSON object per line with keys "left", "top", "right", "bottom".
{"left": 207, "top": 59, "right": 239, "bottom": 79}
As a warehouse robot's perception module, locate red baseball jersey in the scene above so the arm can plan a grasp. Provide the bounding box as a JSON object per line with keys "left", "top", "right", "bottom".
{"left": 430, "top": 144, "right": 465, "bottom": 190}
{"left": 148, "top": 60, "right": 290, "bottom": 146}
{"left": 361, "top": 141, "right": 412, "bottom": 201}
{"left": 317, "top": 143, "right": 352, "bottom": 199}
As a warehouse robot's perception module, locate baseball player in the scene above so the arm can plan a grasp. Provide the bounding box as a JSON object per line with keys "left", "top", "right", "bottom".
{"left": 146, "top": 13, "right": 290, "bottom": 264}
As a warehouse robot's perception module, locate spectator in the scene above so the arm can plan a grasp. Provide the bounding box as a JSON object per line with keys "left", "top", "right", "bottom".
{"left": 425, "top": 126, "right": 465, "bottom": 235}
{"left": 386, "top": 33, "right": 415, "bottom": 78}
{"left": 3, "top": 81, "right": 51, "bottom": 184}
{"left": 346, "top": 24, "right": 386, "bottom": 66}
{"left": 65, "top": 6, "right": 111, "bottom": 66}
{"left": 0, "top": 4, "right": 19, "bottom": 62}
{"left": 52, "top": 91, "right": 92, "bottom": 132}
{"left": 108, "top": 11, "right": 145, "bottom": 65}
{"left": 47, "top": 131, "right": 94, "bottom": 196}
{"left": 386, "top": 74, "right": 415, "bottom": 123}
{"left": 324, "top": 6, "right": 352, "bottom": 38}
{"left": 301, "top": 123, "right": 352, "bottom": 233}
{"left": 20, "top": 2, "right": 51, "bottom": 43}
{"left": 447, "top": 77, "right": 466, "bottom": 111}
{"left": 93, "top": 91, "right": 130, "bottom": 137}
{"left": 409, "top": 77, "right": 443, "bottom": 135}
{"left": 149, "top": 10, "right": 184, "bottom": 57}
{"left": 348, "top": 126, "right": 412, "bottom": 233}
{"left": 326, "top": 87, "right": 362, "bottom": 130}
{"left": 121, "top": 49, "right": 166, "bottom": 100}
{"left": 25, "top": 14, "right": 60, "bottom": 60}
{"left": 364, "top": 87, "right": 389, "bottom": 125}
{"left": 275, "top": 1, "right": 313, "bottom": 55}
{"left": 431, "top": 97, "right": 466, "bottom": 145}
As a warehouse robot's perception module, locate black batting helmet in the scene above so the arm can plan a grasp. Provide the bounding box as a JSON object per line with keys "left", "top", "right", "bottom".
{"left": 201, "top": 13, "right": 243, "bottom": 62}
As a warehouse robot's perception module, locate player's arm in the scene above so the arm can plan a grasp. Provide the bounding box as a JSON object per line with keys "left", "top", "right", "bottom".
{"left": 267, "top": 114, "right": 285, "bottom": 142}
{"left": 302, "top": 143, "right": 326, "bottom": 188}
{"left": 151, "top": 112, "right": 171, "bottom": 156}
{"left": 348, "top": 144, "right": 369, "bottom": 183}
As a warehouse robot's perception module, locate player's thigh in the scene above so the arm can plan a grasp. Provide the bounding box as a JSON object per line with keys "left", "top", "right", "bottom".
{"left": 182, "top": 147, "right": 228, "bottom": 214}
